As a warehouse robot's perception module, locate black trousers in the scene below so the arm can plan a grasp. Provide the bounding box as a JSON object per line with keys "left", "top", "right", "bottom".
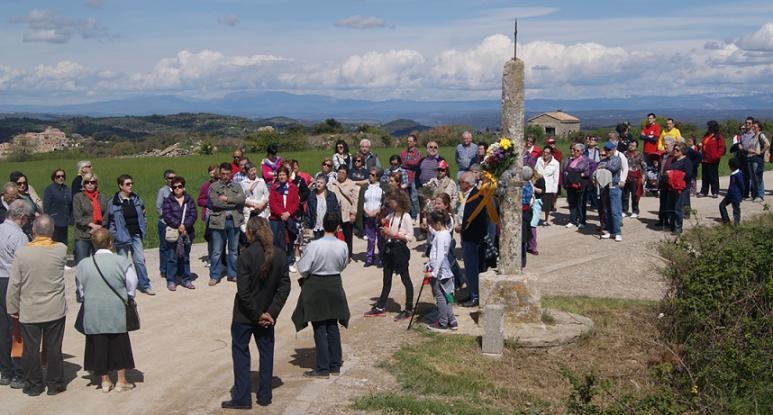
{"left": 700, "top": 162, "right": 720, "bottom": 196}
{"left": 341, "top": 222, "right": 353, "bottom": 260}
{"left": 377, "top": 251, "right": 413, "bottom": 311}
{"left": 0, "top": 279, "right": 23, "bottom": 379}
{"left": 21, "top": 317, "right": 66, "bottom": 393}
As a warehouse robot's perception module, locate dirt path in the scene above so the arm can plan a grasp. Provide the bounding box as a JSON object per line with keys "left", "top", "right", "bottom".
{"left": 2, "top": 171, "right": 770, "bottom": 415}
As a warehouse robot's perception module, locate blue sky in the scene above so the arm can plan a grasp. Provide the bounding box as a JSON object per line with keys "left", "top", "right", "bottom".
{"left": 2, "top": 0, "right": 773, "bottom": 105}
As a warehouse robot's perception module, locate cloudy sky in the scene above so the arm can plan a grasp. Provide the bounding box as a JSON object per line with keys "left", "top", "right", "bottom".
{"left": 2, "top": 0, "right": 773, "bottom": 105}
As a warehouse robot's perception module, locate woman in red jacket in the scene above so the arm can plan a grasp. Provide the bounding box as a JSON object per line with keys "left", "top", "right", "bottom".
{"left": 269, "top": 167, "right": 300, "bottom": 272}
{"left": 698, "top": 120, "right": 726, "bottom": 198}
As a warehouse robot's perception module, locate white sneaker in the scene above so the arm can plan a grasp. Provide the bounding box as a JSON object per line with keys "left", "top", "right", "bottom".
{"left": 601, "top": 232, "right": 611, "bottom": 239}
{"left": 614, "top": 235, "right": 622, "bottom": 242}
{"left": 622, "top": 212, "right": 629, "bottom": 218}
{"left": 753, "top": 197, "right": 764, "bottom": 203}
{"left": 565, "top": 223, "right": 575, "bottom": 229}
{"left": 577, "top": 223, "right": 586, "bottom": 229}
{"left": 289, "top": 265, "right": 297, "bottom": 273}
{"left": 630, "top": 213, "right": 639, "bottom": 218}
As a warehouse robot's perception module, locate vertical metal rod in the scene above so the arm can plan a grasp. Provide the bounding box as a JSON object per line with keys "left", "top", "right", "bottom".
{"left": 514, "top": 19, "right": 518, "bottom": 59}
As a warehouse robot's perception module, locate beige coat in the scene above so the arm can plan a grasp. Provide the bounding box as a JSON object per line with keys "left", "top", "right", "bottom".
{"left": 6, "top": 239, "right": 67, "bottom": 324}
{"left": 328, "top": 179, "right": 360, "bottom": 223}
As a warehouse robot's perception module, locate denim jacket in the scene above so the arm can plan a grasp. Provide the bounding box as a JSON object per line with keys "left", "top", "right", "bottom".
{"left": 108, "top": 192, "right": 147, "bottom": 245}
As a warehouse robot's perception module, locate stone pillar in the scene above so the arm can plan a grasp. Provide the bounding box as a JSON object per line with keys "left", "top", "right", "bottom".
{"left": 497, "top": 58, "right": 525, "bottom": 275}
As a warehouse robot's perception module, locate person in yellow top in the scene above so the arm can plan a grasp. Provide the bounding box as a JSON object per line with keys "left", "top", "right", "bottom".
{"left": 658, "top": 118, "right": 683, "bottom": 151}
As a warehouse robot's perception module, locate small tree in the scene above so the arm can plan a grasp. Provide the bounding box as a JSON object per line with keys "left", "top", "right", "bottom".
{"left": 7, "top": 136, "right": 35, "bottom": 162}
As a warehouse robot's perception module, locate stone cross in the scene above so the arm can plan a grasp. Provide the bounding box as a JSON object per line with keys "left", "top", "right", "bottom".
{"left": 496, "top": 57, "right": 525, "bottom": 275}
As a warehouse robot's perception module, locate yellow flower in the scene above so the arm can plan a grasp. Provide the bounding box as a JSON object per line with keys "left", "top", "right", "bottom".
{"left": 500, "top": 138, "right": 512, "bottom": 150}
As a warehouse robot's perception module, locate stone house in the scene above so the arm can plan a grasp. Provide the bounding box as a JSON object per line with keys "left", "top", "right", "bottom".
{"left": 527, "top": 111, "right": 581, "bottom": 138}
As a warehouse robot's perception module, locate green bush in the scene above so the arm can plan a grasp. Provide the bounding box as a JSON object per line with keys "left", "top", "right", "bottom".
{"left": 658, "top": 213, "right": 773, "bottom": 413}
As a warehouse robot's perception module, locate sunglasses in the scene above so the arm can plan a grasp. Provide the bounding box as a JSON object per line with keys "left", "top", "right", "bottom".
{"left": 369, "top": 173, "right": 377, "bottom": 177}
{"left": 437, "top": 168, "right": 447, "bottom": 172}
{"left": 354, "top": 160, "right": 363, "bottom": 163}
{"left": 428, "top": 145, "right": 438, "bottom": 149}
{"left": 55, "top": 174, "right": 66, "bottom": 178}
{"left": 85, "top": 180, "right": 97, "bottom": 184}
{"left": 323, "top": 163, "right": 332, "bottom": 167}
{"left": 16, "top": 181, "right": 27, "bottom": 185}
{"left": 165, "top": 176, "right": 176, "bottom": 180}
{"left": 123, "top": 182, "right": 133, "bottom": 186}
{"left": 172, "top": 184, "right": 184, "bottom": 189}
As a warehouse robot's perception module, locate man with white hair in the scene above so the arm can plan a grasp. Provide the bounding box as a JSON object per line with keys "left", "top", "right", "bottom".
{"left": 455, "top": 172, "right": 486, "bottom": 307}
{"left": 6, "top": 214, "right": 68, "bottom": 396}
{"left": 0, "top": 200, "right": 30, "bottom": 390}
{"left": 455, "top": 131, "right": 477, "bottom": 179}
{"left": 358, "top": 139, "right": 381, "bottom": 171}
{"left": 0, "top": 182, "right": 20, "bottom": 222}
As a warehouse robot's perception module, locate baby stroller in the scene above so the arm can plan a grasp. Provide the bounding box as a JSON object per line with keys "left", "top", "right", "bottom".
{"left": 644, "top": 164, "right": 660, "bottom": 197}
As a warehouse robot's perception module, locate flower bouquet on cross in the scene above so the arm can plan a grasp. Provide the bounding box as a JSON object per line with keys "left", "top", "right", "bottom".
{"left": 481, "top": 137, "right": 517, "bottom": 179}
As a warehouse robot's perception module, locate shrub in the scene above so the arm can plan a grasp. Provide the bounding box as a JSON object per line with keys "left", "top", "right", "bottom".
{"left": 657, "top": 213, "right": 773, "bottom": 413}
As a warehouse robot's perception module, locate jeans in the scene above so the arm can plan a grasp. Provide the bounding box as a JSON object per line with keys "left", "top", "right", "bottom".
{"left": 210, "top": 219, "right": 239, "bottom": 280}
{"left": 21, "top": 317, "right": 65, "bottom": 393}
{"left": 157, "top": 220, "right": 169, "bottom": 277}
{"left": 748, "top": 156, "right": 765, "bottom": 199}
{"left": 719, "top": 197, "right": 741, "bottom": 225}
{"left": 230, "top": 322, "right": 274, "bottom": 406}
{"left": 166, "top": 240, "right": 191, "bottom": 285}
{"left": 270, "top": 219, "right": 297, "bottom": 266}
{"left": 671, "top": 190, "right": 689, "bottom": 232}
{"left": 461, "top": 240, "right": 481, "bottom": 300}
{"left": 409, "top": 182, "right": 419, "bottom": 219}
{"left": 363, "top": 216, "right": 378, "bottom": 264}
{"left": 312, "top": 319, "right": 342, "bottom": 375}
{"left": 431, "top": 278, "right": 457, "bottom": 327}
{"left": 116, "top": 235, "right": 151, "bottom": 290}
{"left": 52, "top": 226, "right": 68, "bottom": 246}
{"left": 0, "top": 279, "right": 22, "bottom": 380}
{"left": 74, "top": 238, "right": 94, "bottom": 265}
{"left": 700, "top": 162, "right": 720, "bottom": 196}
{"left": 606, "top": 186, "right": 622, "bottom": 235}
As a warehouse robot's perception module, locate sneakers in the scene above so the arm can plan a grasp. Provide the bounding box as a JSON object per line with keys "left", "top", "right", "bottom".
{"left": 167, "top": 283, "right": 176, "bottom": 291}
{"left": 394, "top": 309, "right": 413, "bottom": 321}
{"left": 614, "top": 235, "right": 622, "bottom": 242}
{"left": 139, "top": 288, "right": 156, "bottom": 296}
{"left": 226, "top": 276, "right": 237, "bottom": 282}
{"left": 10, "top": 377, "right": 25, "bottom": 389}
{"left": 288, "top": 265, "right": 297, "bottom": 273}
{"left": 426, "top": 321, "right": 449, "bottom": 331}
{"left": 696, "top": 193, "right": 705, "bottom": 198}
{"left": 364, "top": 307, "right": 386, "bottom": 317}
{"left": 753, "top": 197, "right": 764, "bottom": 203}
{"left": 221, "top": 400, "right": 252, "bottom": 410}
{"left": 303, "top": 370, "right": 330, "bottom": 379}
{"left": 208, "top": 278, "right": 220, "bottom": 287}
{"left": 630, "top": 213, "right": 639, "bottom": 218}
{"left": 114, "top": 382, "right": 135, "bottom": 392}
{"left": 565, "top": 223, "right": 575, "bottom": 229}
{"left": 601, "top": 232, "right": 611, "bottom": 239}
{"left": 711, "top": 194, "right": 719, "bottom": 199}
{"left": 0, "top": 374, "right": 11, "bottom": 386}
{"left": 448, "top": 321, "right": 459, "bottom": 331}
{"left": 577, "top": 223, "right": 586, "bottom": 229}
{"left": 181, "top": 282, "right": 195, "bottom": 290}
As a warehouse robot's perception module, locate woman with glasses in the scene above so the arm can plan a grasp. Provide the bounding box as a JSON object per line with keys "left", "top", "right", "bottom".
{"left": 269, "top": 167, "right": 301, "bottom": 272}
{"left": 9, "top": 171, "right": 42, "bottom": 239}
{"left": 73, "top": 172, "right": 109, "bottom": 266}
{"left": 562, "top": 144, "right": 590, "bottom": 229}
{"left": 162, "top": 177, "right": 197, "bottom": 291}
{"left": 71, "top": 160, "right": 92, "bottom": 197}
{"left": 349, "top": 157, "right": 368, "bottom": 185}
{"left": 107, "top": 175, "right": 154, "bottom": 295}
{"left": 359, "top": 167, "right": 385, "bottom": 266}
{"left": 314, "top": 158, "right": 337, "bottom": 186}
{"left": 332, "top": 140, "right": 352, "bottom": 173}
{"left": 43, "top": 169, "right": 72, "bottom": 245}
{"left": 535, "top": 148, "right": 560, "bottom": 226}
{"left": 307, "top": 174, "right": 340, "bottom": 240}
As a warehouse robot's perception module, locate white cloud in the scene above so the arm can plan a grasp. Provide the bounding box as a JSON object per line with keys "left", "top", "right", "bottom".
{"left": 736, "top": 22, "right": 773, "bottom": 51}
{"left": 9, "top": 9, "right": 113, "bottom": 44}
{"left": 218, "top": 14, "right": 239, "bottom": 27}
{"left": 335, "top": 15, "right": 387, "bottom": 29}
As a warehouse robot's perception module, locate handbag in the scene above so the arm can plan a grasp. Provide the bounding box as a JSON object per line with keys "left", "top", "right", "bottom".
{"left": 74, "top": 303, "right": 85, "bottom": 334}
{"left": 92, "top": 256, "right": 140, "bottom": 332}
{"left": 164, "top": 203, "right": 187, "bottom": 243}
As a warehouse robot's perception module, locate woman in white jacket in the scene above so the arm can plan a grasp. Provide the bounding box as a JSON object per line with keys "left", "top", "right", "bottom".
{"left": 535, "top": 147, "right": 560, "bottom": 225}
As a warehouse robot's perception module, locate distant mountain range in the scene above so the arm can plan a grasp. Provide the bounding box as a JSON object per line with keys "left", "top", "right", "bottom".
{"left": 2, "top": 91, "right": 773, "bottom": 129}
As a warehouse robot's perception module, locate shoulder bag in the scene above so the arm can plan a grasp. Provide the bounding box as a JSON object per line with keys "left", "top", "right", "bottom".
{"left": 92, "top": 256, "right": 140, "bottom": 332}
{"left": 164, "top": 203, "right": 187, "bottom": 242}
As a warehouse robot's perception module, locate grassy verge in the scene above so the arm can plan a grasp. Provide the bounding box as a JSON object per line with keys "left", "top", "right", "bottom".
{"left": 353, "top": 296, "right": 663, "bottom": 414}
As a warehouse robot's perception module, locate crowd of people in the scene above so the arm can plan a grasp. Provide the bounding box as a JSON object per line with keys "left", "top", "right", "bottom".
{"left": 0, "top": 115, "right": 770, "bottom": 404}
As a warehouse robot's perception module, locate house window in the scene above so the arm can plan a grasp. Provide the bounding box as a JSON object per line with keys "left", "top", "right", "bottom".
{"left": 545, "top": 127, "right": 556, "bottom": 136}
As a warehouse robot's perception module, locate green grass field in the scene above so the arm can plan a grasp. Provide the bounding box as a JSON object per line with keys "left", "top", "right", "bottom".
{"left": 0, "top": 146, "right": 458, "bottom": 249}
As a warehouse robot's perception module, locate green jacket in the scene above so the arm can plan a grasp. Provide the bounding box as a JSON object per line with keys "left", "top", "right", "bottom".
{"left": 291, "top": 275, "right": 350, "bottom": 332}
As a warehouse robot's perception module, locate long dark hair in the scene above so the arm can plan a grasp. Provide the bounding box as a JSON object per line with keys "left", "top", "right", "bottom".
{"left": 706, "top": 120, "right": 720, "bottom": 135}
{"left": 246, "top": 216, "right": 275, "bottom": 276}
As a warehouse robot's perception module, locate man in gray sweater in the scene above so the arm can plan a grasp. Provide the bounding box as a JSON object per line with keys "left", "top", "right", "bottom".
{"left": 6, "top": 215, "right": 67, "bottom": 396}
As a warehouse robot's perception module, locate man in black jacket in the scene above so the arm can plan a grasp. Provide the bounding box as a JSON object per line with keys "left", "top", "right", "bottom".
{"left": 222, "top": 216, "right": 291, "bottom": 410}
{"left": 456, "top": 172, "right": 487, "bottom": 308}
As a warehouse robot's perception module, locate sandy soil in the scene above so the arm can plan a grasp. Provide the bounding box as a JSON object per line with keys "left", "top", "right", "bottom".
{"left": 2, "top": 171, "right": 770, "bottom": 415}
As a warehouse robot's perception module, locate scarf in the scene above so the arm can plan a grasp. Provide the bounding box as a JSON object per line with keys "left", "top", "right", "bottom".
{"left": 83, "top": 190, "right": 103, "bottom": 224}
{"left": 276, "top": 182, "right": 288, "bottom": 196}
{"left": 27, "top": 236, "right": 57, "bottom": 247}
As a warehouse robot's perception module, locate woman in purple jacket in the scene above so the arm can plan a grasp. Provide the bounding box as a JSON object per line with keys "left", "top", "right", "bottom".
{"left": 162, "top": 176, "right": 197, "bottom": 291}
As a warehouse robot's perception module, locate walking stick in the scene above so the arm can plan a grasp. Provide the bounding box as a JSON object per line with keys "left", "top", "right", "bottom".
{"left": 407, "top": 275, "right": 430, "bottom": 330}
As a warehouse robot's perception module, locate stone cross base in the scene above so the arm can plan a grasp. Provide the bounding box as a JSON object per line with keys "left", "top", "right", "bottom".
{"left": 479, "top": 270, "right": 542, "bottom": 324}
